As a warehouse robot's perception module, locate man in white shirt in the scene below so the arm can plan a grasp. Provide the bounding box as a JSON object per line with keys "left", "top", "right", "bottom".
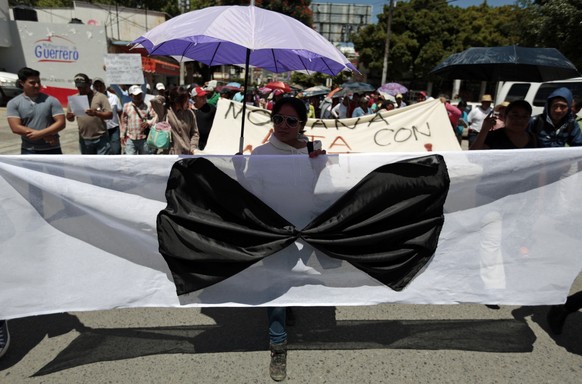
{"left": 467, "top": 94, "right": 493, "bottom": 146}
{"left": 93, "top": 78, "right": 122, "bottom": 154}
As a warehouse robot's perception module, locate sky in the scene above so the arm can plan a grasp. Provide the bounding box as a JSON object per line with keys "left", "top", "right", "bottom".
{"left": 319, "top": 0, "right": 518, "bottom": 22}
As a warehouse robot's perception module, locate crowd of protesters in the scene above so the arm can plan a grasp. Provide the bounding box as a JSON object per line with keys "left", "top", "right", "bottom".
{"left": 4, "top": 66, "right": 582, "bottom": 380}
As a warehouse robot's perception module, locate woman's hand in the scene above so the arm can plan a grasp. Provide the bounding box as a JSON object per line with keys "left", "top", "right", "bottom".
{"left": 309, "top": 149, "right": 327, "bottom": 158}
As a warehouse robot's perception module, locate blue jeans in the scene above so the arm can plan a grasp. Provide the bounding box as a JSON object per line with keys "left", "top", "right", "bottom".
{"left": 79, "top": 134, "right": 111, "bottom": 155}
{"left": 268, "top": 307, "right": 286, "bottom": 345}
{"left": 108, "top": 126, "right": 121, "bottom": 155}
{"left": 125, "top": 139, "right": 151, "bottom": 155}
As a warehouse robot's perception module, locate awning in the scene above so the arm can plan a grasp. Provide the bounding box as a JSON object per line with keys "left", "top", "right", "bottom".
{"left": 141, "top": 57, "right": 180, "bottom": 76}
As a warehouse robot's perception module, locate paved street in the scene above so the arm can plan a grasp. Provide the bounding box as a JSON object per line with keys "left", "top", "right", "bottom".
{"left": 1, "top": 107, "right": 581, "bottom": 383}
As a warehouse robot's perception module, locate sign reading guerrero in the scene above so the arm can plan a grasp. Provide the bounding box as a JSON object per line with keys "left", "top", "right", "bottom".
{"left": 200, "top": 98, "right": 462, "bottom": 154}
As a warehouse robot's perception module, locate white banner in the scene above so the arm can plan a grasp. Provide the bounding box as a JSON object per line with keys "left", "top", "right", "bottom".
{"left": 1, "top": 150, "right": 582, "bottom": 319}
{"left": 104, "top": 53, "right": 145, "bottom": 85}
{"left": 200, "top": 99, "right": 462, "bottom": 154}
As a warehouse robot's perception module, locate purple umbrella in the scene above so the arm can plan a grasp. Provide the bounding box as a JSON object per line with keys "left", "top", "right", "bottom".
{"left": 378, "top": 82, "right": 408, "bottom": 97}
{"left": 132, "top": 5, "right": 356, "bottom": 152}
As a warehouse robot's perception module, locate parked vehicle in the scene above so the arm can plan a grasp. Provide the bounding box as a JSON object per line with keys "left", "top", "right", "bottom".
{"left": 0, "top": 71, "right": 21, "bottom": 106}
{"left": 495, "top": 77, "right": 582, "bottom": 116}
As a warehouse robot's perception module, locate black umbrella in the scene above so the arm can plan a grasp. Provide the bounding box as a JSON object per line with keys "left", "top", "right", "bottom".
{"left": 430, "top": 45, "right": 580, "bottom": 82}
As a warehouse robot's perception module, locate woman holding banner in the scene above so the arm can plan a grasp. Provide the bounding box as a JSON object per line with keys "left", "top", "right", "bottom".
{"left": 251, "top": 97, "right": 325, "bottom": 381}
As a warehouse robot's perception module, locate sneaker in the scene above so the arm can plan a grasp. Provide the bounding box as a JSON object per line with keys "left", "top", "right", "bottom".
{"left": 547, "top": 305, "right": 570, "bottom": 335}
{"left": 0, "top": 320, "right": 10, "bottom": 359}
{"left": 269, "top": 341, "right": 287, "bottom": 381}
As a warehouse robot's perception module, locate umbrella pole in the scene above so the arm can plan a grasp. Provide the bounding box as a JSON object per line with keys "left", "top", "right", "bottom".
{"left": 239, "top": 48, "right": 251, "bottom": 154}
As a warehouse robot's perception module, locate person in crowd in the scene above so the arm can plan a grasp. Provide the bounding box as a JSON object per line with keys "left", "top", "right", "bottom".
{"left": 352, "top": 97, "right": 371, "bottom": 118}
{"left": 378, "top": 99, "right": 395, "bottom": 111}
{"left": 529, "top": 87, "right": 582, "bottom": 147}
{"left": 467, "top": 94, "right": 494, "bottom": 147}
{"left": 7, "top": 67, "right": 66, "bottom": 154}
{"left": 120, "top": 85, "right": 157, "bottom": 155}
{"left": 307, "top": 96, "right": 319, "bottom": 118}
{"left": 347, "top": 92, "right": 360, "bottom": 117}
{"left": 321, "top": 96, "right": 339, "bottom": 119}
{"left": 233, "top": 86, "right": 245, "bottom": 103}
{"left": 3, "top": 66, "right": 67, "bottom": 357}
{"left": 66, "top": 73, "right": 112, "bottom": 155}
{"left": 416, "top": 91, "right": 427, "bottom": 103}
{"left": 191, "top": 86, "right": 216, "bottom": 151}
{"left": 223, "top": 88, "right": 235, "bottom": 100}
{"left": 492, "top": 101, "right": 510, "bottom": 130}
{"left": 155, "top": 82, "right": 166, "bottom": 96}
{"left": 205, "top": 85, "right": 220, "bottom": 107}
{"left": 542, "top": 88, "right": 582, "bottom": 333}
{"left": 93, "top": 78, "right": 122, "bottom": 154}
{"left": 395, "top": 93, "right": 407, "bottom": 108}
{"left": 439, "top": 94, "right": 462, "bottom": 137}
{"left": 331, "top": 96, "right": 349, "bottom": 119}
{"left": 455, "top": 100, "right": 469, "bottom": 145}
{"left": 251, "top": 97, "right": 325, "bottom": 381}
{"left": 151, "top": 86, "right": 199, "bottom": 154}
{"left": 470, "top": 100, "right": 536, "bottom": 150}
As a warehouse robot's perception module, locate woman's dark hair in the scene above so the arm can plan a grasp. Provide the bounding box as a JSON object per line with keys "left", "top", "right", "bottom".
{"left": 456, "top": 100, "right": 467, "bottom": 111}
{"left": 505, "top": 99, "right": 532, "bottom": 116}
{"left": 272, "top": 97, "right": 308, "bottom": 124}
{"left": 166, "top": 86, "right": 189, "bottom": 109}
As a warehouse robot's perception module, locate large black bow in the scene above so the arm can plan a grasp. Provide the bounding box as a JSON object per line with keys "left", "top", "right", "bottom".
{"left": 157, "top": 156, "right": 450, "bottom": 295}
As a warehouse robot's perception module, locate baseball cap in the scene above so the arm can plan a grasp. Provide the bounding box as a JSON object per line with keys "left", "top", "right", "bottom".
{"left": 481, "top": 94, "right": 493, "bottom": 102}
{"left": 74, "top": 73, "right": 90, "bottom": 87}
{"left": 191, "top": 86, "right": 207, "bottom": 97}
{"left": 156, "top": 82, "right": 166, "bottom": 91}
{"left": 129, "top": 85, "right": 143, "bottom": 96}
{"left": 92, "top": 77, "right": 106, "bottom": 86}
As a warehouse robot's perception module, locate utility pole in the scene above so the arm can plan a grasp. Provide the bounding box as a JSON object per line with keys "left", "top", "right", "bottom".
{"left": 381, "top": 0, "right": 394, "bottom": 85}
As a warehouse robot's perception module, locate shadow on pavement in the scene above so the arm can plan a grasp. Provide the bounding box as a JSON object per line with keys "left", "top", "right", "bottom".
{"left": 512, "top": 305, "right": 582, "bottom": 355}
{"left": 0, "top": 307, "right": 539, "bottom": 377}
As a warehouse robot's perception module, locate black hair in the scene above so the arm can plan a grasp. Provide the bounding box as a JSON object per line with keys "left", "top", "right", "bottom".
{"left": 272, "top": 97, "right": 308, "bottom": 124}
{"left": 505, "top": 99, "right": 532, "bottom": 116}
{"left": 17, "top": 67, "right": 40, "bottom": 82}
{"left": 166, "top": 86, "right": 189, "bottom": 109}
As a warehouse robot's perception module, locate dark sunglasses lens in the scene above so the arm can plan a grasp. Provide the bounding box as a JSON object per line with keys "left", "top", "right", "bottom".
{"left": 272, "top": 115, "right": 284, "bottom": 125}
{"left": 286, "top": 117, "right": 299, "bottom": 127}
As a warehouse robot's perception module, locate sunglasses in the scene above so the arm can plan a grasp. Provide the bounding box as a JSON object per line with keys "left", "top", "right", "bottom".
{"left": 272, "top": 114, "right": 303, "bottom": 128}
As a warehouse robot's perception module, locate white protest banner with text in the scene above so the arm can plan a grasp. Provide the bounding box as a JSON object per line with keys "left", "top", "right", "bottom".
{"left": 200, "top": 99, "right": 462, "bottom": 155}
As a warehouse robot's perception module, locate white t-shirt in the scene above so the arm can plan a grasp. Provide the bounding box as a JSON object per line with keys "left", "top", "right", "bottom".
{"left": 105, "top": 91, "right": 122, "bottom": 129}
{"left": 468, "top": 105, "right": 493, "bottom": 132}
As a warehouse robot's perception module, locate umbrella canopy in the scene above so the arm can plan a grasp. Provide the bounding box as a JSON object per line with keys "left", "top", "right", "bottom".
{"left": 303, "top": 85, "right": 331, "bottom": 97}
{"left": 378, "top": 82, "right": 408, "bottom": 96}
{"left": 341, "top": 82, "right": 376, "bottom": 94}
{"left": 430, "top": 45, "right": 581, "bottom": 82}
{"left": 265, "top": 81, "right": 292, "bottom": 93}
{"left": 132, "top": 5, "right": 355, "bottom": 152}
{"left": 226, "top": 82, "right": 242, "bottom": 89}
{"left": 258, "top": 86, "right": 273, "bottom": 95}
{"left": 132, "top": 5, "right": 357, "bottom": 75}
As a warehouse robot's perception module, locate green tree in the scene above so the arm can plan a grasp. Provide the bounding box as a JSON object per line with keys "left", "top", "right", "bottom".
{"left": 352, "top": 0, "right": 524, "bottom": 85}
{"left": 518, "top": 0, "right": 582, "bottom": 71}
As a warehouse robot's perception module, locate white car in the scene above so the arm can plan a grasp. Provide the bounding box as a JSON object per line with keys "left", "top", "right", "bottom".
{"left": 0, "top": 71, "right": 22, "bottom": 106}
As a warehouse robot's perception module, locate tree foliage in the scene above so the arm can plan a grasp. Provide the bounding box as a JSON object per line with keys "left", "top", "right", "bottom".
{"left": 352, "top": 0, "right": 525, "bottom": 84}
{"left": 517, "top": 0, "right": 582, "bottom": 71}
